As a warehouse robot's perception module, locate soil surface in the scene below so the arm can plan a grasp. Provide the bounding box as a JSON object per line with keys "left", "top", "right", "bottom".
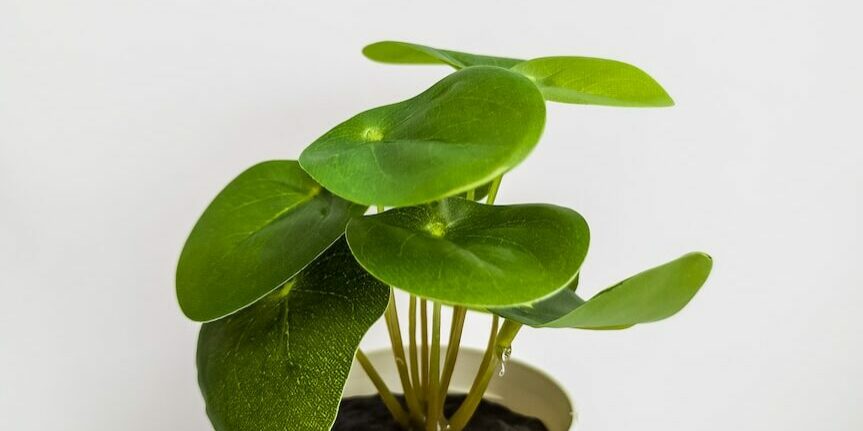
{"left": 333, "top": 394, "right": 548, "bottom": 431}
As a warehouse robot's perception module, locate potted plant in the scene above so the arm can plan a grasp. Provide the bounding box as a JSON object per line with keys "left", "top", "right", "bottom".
{"left": 177, "top": 41, "right": 713, "bottom": 431}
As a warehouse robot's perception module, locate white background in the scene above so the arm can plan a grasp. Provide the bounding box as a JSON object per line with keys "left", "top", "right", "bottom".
{"left": 1, "top": 0, "right": 861, "bottom": 430}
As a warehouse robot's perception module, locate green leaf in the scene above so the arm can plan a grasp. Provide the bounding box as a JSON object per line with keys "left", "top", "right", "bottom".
{"left": 492, "top": 276, "right": 584, "bottom": 326}
{"left": 176, "top": 160, "right": 367, "bottom": 322}
{"left": 496, "top": 253, "right": 712, "bottom": 329}
{"left": 299, "top": 66, "right": 545, "bottom": 207}
{"left": 511, "top": 57, "right": 674, "bottom": 107}
{"left": 363, "top": 40, "right": 523, "bottom": 69}
{"left": 197, "top": 239, "right": 389, "bottom": 431}
{"left": 345, "top": 198, "right": 589, "bottom": 307}
{"left": 361, "top": 42, "right": 674, "bottom": 107}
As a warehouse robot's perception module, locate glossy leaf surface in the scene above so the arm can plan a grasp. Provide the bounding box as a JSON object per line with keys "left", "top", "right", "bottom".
{"left": 496, "top": 253, "right": 712, "bottom": 329}
{"left": 511, "top": 57, "right": 674, "bottom": 107}
{"left": 299, "top": 67, "right": 545, "bottom": 207}
{"left": 363, "top": 41, "right": 523, "bottom": 69}
{"left": 197, "top": 239, "right": 389, "bottom": 431}
{"left": 346, "top": 198, "right": 589, "bottom": 307}
{"left": 177, "top": 160, "right": 366, "bottom": 322}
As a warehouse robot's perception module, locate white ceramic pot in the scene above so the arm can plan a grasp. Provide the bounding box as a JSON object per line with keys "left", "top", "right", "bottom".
{"left": 344, "top": 347, "right": 575, "bottom": 431}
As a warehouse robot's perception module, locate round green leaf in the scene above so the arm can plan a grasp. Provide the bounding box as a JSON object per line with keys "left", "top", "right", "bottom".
{"left": 345, "top": 198, "right": 590, "bottom": 307}
{"left": 496, "top": 252, "right": 712, "bottom": 329}
{"left": 363, "top": 40, "right": 524, "bottom": 69}
{"left": 298, "top": 66, "right": 546, "bottom": 207}
{"left": 511, "top": 56, "right": 674, "bottom": 107}
{"left": 197, "top": 238, "right": 389, "bottom": 431}
{"left": 176, "top": 160, "right": 367, "bottom": 322}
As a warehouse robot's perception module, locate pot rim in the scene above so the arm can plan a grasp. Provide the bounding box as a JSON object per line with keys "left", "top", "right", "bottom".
{"left": 345, "top": 345, "right": 575, "bottom": 430}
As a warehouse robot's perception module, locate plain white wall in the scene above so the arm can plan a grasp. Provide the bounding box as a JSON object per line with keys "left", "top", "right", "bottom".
{"left": 1, "top": 0, "right": 861, "bottom": 429}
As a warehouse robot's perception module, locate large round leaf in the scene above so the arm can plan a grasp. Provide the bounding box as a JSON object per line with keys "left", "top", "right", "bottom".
{"left": 298, "top": 66, "right": 546, "bottom": 207}
{"left": 495, "top": 252, "right": 712, "bottom": 329}
{"left": 363, "top": 40, "right": 523, "bottom": 69}
{"left": 177, "top": 160, "right": 367, "bottom": 322}
{"left": 345, "top": 198, "right": 590, "bottom": 307}
{"left": 511, "top": 56, "right": 674, "bottom": 107}
{"left": 197, "top": 238, "right": 389, "bottom": 431}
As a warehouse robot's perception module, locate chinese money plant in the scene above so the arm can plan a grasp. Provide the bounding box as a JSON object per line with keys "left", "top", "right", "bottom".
{"left": 177, "top": 41, "right": 713, "bottom": 431}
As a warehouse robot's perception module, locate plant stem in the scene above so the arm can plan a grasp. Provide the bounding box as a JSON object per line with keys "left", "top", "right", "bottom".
{"left": 448, "top": 318, "right": 522, "bottom": 431}
{"left": 466, "top": 188, "right": 476, "bottom": 201}
{"left": 447, "top": 315, "right": 498, "bottom": 430}
{"left": 420, "top": 298, "right": 429, "bottom": 398}
{"left": 408, "top": 296, "right": 423, "bottom": 407}
{"left": 356, "top": 349, "right": 411, "bottom": 428}
{"left": 438, "top": 306, "right": 467, "bottom": 403}
{"left": 384, "top": 289, "right": 424, "bottom": 425}
{"left": 425, "top": 302, "right": 443, "bottom": 431}
{"left": 486, "top": 175, "right": 503, "bottom": 205}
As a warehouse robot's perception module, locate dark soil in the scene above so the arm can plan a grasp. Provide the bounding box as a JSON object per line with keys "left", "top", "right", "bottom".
{"left": 334, "top": 394, "right": 548, "bottom": 431}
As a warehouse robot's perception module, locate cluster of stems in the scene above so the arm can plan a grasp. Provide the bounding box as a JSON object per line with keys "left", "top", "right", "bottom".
{"left": 356, "top": 178, "right": 524, "bottom": 431}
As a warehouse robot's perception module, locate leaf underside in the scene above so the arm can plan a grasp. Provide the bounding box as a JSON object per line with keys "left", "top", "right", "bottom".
{"left": 197, "top": 239, "right": 389, "bottom": 431}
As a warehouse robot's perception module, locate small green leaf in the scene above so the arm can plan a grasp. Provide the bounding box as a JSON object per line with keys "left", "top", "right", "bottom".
{"left": 299, "top": 67, "right": 546, "bottom": 207}
{"left": 511, "top": 57, "right": 674, "bottom": 107}
{"left": 176, "top": 160, "right": 367, "bottom": 322}
{"left": 345, "top": 198, "right": 589, "bottom": 307}
{"left": 197, "top": 239, "right": 389, "bottom": 431}
{"left": 496, "top": 253, "right": 712, "bottom": 329}
{"left": 363, "top": 41, "right": 523, "bottom": 69}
